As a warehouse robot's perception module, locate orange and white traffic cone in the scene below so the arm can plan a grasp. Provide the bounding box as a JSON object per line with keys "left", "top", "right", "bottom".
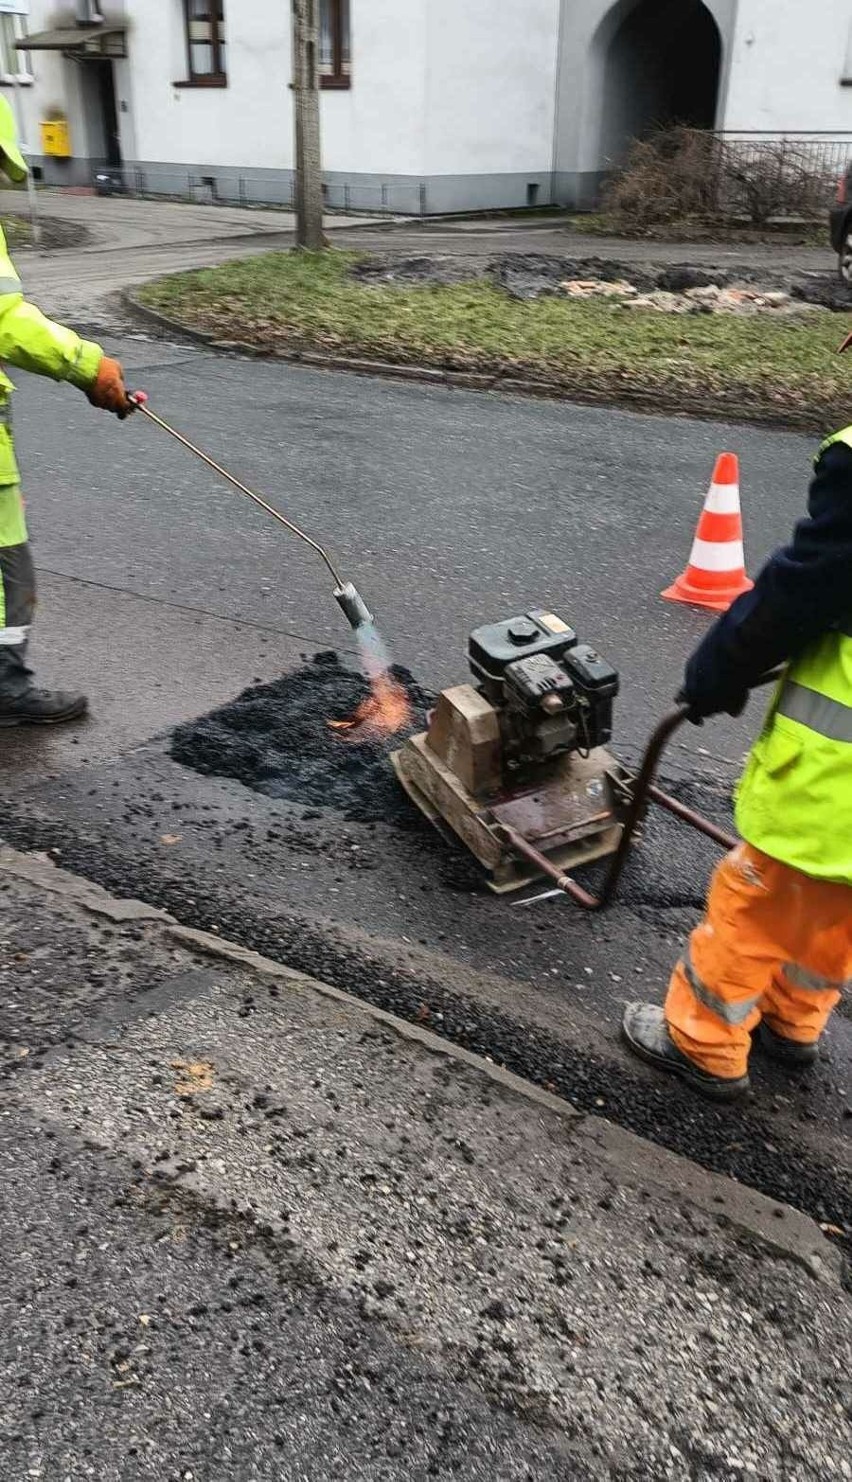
{"left": 662, "top": 453, "right": 753, "bottom": 613}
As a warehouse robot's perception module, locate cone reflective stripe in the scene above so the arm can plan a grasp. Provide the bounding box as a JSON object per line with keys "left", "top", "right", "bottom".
{"left": 662, "top": 453, "right": 753, "bottom": 613}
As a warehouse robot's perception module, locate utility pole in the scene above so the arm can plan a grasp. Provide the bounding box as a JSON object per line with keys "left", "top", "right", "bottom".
{"left": 291, "top": 0, "right": 324, "bottom": 249}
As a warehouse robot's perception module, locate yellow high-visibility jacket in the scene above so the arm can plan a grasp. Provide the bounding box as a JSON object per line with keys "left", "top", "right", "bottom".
{"left": 0, "top": 223, "right": 103, "bottom": 487}
{"left": 736, "top": 426, "right": 852, "bottom": 886}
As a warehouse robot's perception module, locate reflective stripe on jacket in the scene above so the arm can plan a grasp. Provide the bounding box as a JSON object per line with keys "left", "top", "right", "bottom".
{"left": 735, "top": 425, "right": 852, "bottom": 885}
{"left": 0, "top": 224, "right": 103, "bottom": 485}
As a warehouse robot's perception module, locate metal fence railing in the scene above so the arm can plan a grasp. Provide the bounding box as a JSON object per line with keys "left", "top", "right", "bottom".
{"left": 600, "top": 129, "right": 852, "bottom": 222}
{"left": 712, "top": 132, "right": 852, "bottom": 216}
{"left": 91, "top": 164, "right": 427, "bottom": 217}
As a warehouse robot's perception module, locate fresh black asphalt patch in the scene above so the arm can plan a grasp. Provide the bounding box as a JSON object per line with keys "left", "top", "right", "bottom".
{"left": 169, "top": 651, "right": 722, "bottom": 912}
{"left": 170, "top": 651, "right": 434, "bottom": 826}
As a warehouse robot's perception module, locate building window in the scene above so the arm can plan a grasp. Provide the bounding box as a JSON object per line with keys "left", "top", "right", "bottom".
{"left": 319, "top": 0, "right": 350, "bottom": 89}
{"left": 182, "top": 0, "right": 226, "bottom": 87}
{"left": 0, "top": 10, "right": 32, "bottom": 84}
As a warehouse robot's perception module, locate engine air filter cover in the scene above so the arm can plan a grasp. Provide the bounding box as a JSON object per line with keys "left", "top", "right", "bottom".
{"left": 469, "top": 610, "right": 577, "bottom": 704}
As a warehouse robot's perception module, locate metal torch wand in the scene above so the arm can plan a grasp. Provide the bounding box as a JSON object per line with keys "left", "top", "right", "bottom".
{"left": 129, "top": 392, "right": 374, "bottom": 631}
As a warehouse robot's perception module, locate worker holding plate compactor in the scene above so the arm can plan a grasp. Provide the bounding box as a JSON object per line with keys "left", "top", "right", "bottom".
{"left": 623, "top": 339, "right": 852, "bottom": 1101}
{"left": 0, "top": 96, "right": 133, "bottom": 729}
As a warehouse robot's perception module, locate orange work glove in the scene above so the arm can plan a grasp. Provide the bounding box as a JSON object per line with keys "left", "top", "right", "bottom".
{"left": 86, "top": 355, "right": 134, "bottom": 419}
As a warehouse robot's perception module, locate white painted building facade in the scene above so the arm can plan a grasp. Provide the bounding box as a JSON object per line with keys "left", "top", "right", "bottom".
{"left": 2, "top": 1, "right": 852, "bottom": 213}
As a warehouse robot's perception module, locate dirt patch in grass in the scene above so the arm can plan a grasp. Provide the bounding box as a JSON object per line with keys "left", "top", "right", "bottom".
{"left": 137, "top": 248, "right": 852, "bottom": 431}
{"left": 351, "top": 255, "right": 485, "bottom": 288}
{"left": 2, "top": 213, "right": 89, "bottom": 251}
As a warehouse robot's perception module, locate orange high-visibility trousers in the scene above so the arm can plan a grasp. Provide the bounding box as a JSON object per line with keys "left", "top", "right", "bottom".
{"left": 665, "top": 842, "right": 852, "bottom": 1080}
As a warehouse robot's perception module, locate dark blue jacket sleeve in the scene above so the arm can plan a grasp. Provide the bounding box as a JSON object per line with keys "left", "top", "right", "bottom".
{"left": 684, "top": 441, "right": 852, "bottom": 715}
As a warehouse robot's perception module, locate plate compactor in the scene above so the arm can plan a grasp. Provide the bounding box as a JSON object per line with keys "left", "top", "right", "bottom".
{"left": 392, "top": 608, "right": 753, "bottom": 910}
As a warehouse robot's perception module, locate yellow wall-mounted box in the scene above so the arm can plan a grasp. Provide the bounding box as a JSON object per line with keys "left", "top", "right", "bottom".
{"left": 40, "top": 119, "right": 71, "bottom": 159}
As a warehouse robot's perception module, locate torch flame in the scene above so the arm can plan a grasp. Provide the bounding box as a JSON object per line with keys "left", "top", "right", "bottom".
{"left": 328, "top": 620, "right": 412, "bottom": 740}
{"left": 330, "top": 670, "right": 412, "bottom": 740}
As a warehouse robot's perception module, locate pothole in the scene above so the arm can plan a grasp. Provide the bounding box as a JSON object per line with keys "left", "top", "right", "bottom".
{"left": 169, "top": 651, "right": 433, "bottom": 826}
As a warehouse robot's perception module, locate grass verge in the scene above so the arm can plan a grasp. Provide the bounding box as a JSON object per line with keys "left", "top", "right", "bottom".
{"left": 137, "top": 249, "right": 851, "bottom": 430}
{"left": 1, "top": 212, "right": 88, "bottom": 251}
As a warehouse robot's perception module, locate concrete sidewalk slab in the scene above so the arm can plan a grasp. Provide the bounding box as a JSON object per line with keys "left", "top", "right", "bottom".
{"left": 0, "top": 188, "right": 382, "bottom": 252}
{"left": 1, "top": 847, "right": 848, "bottom": 1480}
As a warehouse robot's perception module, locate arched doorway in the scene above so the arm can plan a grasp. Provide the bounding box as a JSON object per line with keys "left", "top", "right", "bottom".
{"left": 599, "top": 0, "right": 722, "bottom": 168}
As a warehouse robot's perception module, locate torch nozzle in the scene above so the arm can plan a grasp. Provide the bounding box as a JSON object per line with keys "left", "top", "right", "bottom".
{"left": 334, "top": 581, "right": 374, "bottom": 633}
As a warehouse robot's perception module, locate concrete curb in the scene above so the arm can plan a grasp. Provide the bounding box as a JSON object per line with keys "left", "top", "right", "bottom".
{"left": 0, "top": 842, "right": 841, "bottom": 1284}
{"left": 123, "top": 289, "right": 827, "bottom": 433}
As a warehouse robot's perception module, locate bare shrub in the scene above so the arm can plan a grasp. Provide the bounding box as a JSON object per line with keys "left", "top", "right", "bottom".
{"left": 603, "top": 126, "right": 835, "bottom": 230}
{"left": 718, "top": 138, "right": 833, "bottom": 225}
{"left": 602, "top": 127, "right": 719, "bottom": 229}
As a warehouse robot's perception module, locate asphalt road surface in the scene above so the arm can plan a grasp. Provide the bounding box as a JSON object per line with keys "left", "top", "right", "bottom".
{"left": 0, "top": 332, "right": 847, "bottom": 1214}
{"left": 2, "top": 854, "right": 848, "bottom": 1482}
{"left": 0, "top": 254, "right": 850, "bottom": 1476}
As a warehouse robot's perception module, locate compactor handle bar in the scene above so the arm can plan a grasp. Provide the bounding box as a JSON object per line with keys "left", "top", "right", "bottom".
{"left": 501, "top": 668, "right": 785, "bottom": 911}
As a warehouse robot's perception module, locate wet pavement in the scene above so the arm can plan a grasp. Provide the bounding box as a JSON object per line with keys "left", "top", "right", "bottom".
{"left": 0, "top": 856, "right": 848, "bottom": 1481}
{"left": 0, "top": 339, "right": 848, "bottom": 1229}
{"left": 357, "top": 215, "right": 837, "bottom": 276}
{"left": 0, "top": 311, "right": 850, "bottom": 1473}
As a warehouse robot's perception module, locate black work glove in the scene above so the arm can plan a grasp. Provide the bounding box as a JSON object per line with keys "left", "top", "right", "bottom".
{"left": 676, "top": 682, "right": 749, "bottom": 726}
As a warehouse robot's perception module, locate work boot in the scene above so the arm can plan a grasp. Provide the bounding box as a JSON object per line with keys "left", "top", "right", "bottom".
{"left": 622, "top": 1002, "right": 750, "bottom": 1102}
{"left": 754, "top": 1020, "right": 820, "bottom": 1068}
{"left": 0, "top": 686, "right": 88, "bottom": 727}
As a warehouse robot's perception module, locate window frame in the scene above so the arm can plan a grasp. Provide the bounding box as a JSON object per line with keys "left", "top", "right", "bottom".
{"left": 177, "top": 0, "right": 227, "bottom": 89}
{"left": 319, "top": 0, "right": 350, "bottom": 91}
{"left": 0, "top": 11, "right": 33, "bottom": 85}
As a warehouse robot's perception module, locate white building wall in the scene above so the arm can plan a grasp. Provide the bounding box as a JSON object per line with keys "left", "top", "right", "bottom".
{"left": 422, "top": 0, "right": 561, "bottom": 208}
{"left": 16, "top": 0, "right": 431, "bottom": 208}
{"left": 4, "top": 0, "right": 110, "bottom": 182}
{"left": 7, "top": 0, "right": 852, "bottom": 213}
{"left": 722, "top": 0, "right": 852, "bottom": 132}
{"left": 127, "top": 0, "right": 290, "bottom": 176}
{"left": 320, "top": 0, "right": 428, "bottom": 181}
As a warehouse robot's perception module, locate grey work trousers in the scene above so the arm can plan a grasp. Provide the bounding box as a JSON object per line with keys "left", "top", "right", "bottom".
{"left": 0, "top": 483, "right": 35, "bottom": 698}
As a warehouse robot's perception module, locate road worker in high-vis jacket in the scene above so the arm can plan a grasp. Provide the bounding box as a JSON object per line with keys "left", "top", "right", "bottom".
{"left": 623, "top": 355, "right": 852, "bottom": 1100}
{"left": 0, "top": 97, "right": 132, "bottom": 727}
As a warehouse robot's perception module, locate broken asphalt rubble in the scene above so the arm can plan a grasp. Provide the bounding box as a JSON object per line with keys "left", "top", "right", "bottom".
{"left": 352, "top": 251, "right": 852, "bottom": 314}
